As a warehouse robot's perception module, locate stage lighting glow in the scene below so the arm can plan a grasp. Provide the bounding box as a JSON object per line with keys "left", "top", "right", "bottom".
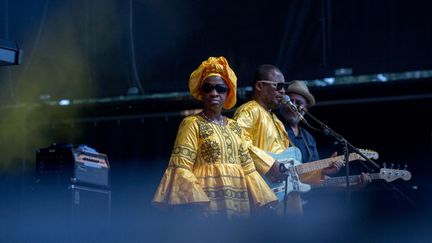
{"left": 377, "top": 74, "right": 388, "bottom": 81}
{"left": 58, "top": 99, "right": 71, "bottom": 106}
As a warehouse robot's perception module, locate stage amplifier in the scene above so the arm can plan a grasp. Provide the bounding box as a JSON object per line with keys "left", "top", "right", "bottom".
{"left": 36, "top": 144, "right": 110, "bottom": 187}
{"left": 71, "top": 147, "right": 110, "bottom": 188}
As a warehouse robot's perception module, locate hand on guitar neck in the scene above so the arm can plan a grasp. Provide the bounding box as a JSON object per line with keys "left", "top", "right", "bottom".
{"left": 317, "top": 168, "right": 411, "bottom": 189}
{"left": 357, "top": 172, "right": 373, "bottom": 187}
{"left": 321, "top": 152, "right": 344, "bottom": 176}
{"left": 322, "top": 172, "right": 372, "bottom": 190}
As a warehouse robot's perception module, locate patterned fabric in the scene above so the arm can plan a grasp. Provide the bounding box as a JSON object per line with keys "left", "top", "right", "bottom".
{"left": 153, "top": 115, "right": 277, "bottom": 218}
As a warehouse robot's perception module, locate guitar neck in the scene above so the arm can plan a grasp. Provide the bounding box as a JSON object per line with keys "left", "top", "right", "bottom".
{"left": 320, "top": 173, "right": 380, "bottom": 187}
{"left": 296, "top": 155, "right": 348, "bottom": 175}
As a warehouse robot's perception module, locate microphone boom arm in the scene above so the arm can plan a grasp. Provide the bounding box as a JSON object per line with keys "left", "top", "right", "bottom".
{"left": 299, "top": 106, "right": 380, "bottom": 170}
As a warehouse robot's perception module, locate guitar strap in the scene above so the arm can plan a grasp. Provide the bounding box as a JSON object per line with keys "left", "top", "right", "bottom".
{"left": 286, "top": 135, "right": 294, "bottom": 150}
{"left": 290, "top": 127, "right": 313, "bottom": 163}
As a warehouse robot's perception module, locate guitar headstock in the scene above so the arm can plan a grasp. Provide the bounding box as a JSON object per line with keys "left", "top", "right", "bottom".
{"left": 349, "top": 149, "right": 379, "bottom": 161}
{"left": 379, "top": 168, "right": 412, "bottom": 182}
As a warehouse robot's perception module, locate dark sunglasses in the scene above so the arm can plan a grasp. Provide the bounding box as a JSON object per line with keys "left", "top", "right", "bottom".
{"left": 201, "top": 83, "right": 229, "bottom": 94}
{"left": 258, "top": 80, "right": 289, "bottom": 91}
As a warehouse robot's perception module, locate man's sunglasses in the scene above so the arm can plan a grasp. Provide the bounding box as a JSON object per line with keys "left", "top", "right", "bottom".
{"left": 201, "top": 83, "right": 229, "bottom": 94}
{"left": 258, "top": 80, "right": 289, "bottom": 91}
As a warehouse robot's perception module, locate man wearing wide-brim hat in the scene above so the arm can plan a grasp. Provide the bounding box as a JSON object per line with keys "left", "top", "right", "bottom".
{"left": 278, "top": 80, "right": 371, "bottom": 189}
{"left": 279, "top": 81, "right": 343, "bottom": 172}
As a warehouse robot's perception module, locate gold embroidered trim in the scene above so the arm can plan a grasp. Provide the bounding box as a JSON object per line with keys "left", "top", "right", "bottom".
{"left": 172, "top": 145, "right": 197, "bottom": 163}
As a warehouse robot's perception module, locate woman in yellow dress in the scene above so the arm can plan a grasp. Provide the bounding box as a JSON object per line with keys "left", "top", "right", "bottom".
{"left": 152, "top": 56, "right": 277, "bottom": 218}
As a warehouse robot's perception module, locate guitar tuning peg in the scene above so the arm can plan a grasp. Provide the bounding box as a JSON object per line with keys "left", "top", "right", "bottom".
{"left": 383, "top": 162, "right": 387, "bottom": 168}
{"left": 404, "top": 164, "right": 408, "bottom": 170}
{"left": 390, "top": 163, "right": 394, "bottom": 169}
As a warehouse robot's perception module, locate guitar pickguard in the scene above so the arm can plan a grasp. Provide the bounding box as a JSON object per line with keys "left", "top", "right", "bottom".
{"left": 265, "top": 147, "right": 311, "bottom": 202}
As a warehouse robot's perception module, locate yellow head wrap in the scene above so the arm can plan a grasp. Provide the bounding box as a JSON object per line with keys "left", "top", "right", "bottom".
{"left": 189, "top": 56, "right": 237, "bottom": 109}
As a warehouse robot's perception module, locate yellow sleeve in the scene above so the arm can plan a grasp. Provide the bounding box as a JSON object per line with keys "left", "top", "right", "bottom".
{"left": 152, "top": 117, "right": 210, "bottom": 206}
{"left": 235, "top": 106, "right": 275, "bottom": 174}
{"left": 239, "top": 141, "right": 277, "bottom": 207}
{"left": 248, "top": 145, "right": 275, "bottom": 175}
{"left": 234, "top": 106, "right": 255, "bottom": 143}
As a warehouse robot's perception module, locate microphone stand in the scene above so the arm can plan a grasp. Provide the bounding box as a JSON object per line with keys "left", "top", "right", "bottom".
{"left": 283, "top": 96, "right": 415, "bottom": 212}
{"left": 300, "top": 108, "right": 379, "bottom": 169}
{"left": 298, "top": 108, "right": 380, "bottom": 205}
{"left": 299, "top": 108, "right": 418, "bottom": 214}
{"left": 279, "top": 163, "right": 289, "bottom": 216}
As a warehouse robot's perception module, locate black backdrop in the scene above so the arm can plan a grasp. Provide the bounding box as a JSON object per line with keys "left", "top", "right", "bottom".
{"left": 1, "top": 0, "right": 432, "bottom": 101}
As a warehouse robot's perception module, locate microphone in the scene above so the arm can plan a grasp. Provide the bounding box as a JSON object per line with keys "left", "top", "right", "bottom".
{"left": 281, "top": 95, "right": 306, "bottom": 121}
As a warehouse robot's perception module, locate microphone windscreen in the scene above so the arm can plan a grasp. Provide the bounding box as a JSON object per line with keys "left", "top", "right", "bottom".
{"left": 281, "top": 95, "right": 290, "bottom": 105}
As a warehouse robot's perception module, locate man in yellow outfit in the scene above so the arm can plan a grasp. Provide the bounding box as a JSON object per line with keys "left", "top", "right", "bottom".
{"left": 234, "top": 64, "right": 341, "bottom": 215}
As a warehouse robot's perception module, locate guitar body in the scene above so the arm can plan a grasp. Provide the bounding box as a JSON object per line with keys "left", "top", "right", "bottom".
{"left": 265, "top": 147, "right": 311, "bottom": 201}
{"left": 264, "top": 147, "right": 378, "bottom": 202}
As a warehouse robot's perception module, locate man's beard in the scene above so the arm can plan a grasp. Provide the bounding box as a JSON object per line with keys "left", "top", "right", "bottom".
{"left": 287, "top": 114, "right": 301, "bottom": 126}
{"left": 291, "top": 115, "right": 301, "bottom": 124}
{"left": 268, "top": 99, "right": 280, "bottom": 110}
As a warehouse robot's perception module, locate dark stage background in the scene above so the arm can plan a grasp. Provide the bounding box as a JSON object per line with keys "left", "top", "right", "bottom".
{"left": 1, "top": 0, "right": 432, "bottom": 242}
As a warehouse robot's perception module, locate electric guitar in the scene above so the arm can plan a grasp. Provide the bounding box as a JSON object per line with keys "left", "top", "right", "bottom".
{"left": 313, "top": 168, "right": 412, "bottom": 188}
{"left": 266, "top": 147, "right": 379, "bottom": 201}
